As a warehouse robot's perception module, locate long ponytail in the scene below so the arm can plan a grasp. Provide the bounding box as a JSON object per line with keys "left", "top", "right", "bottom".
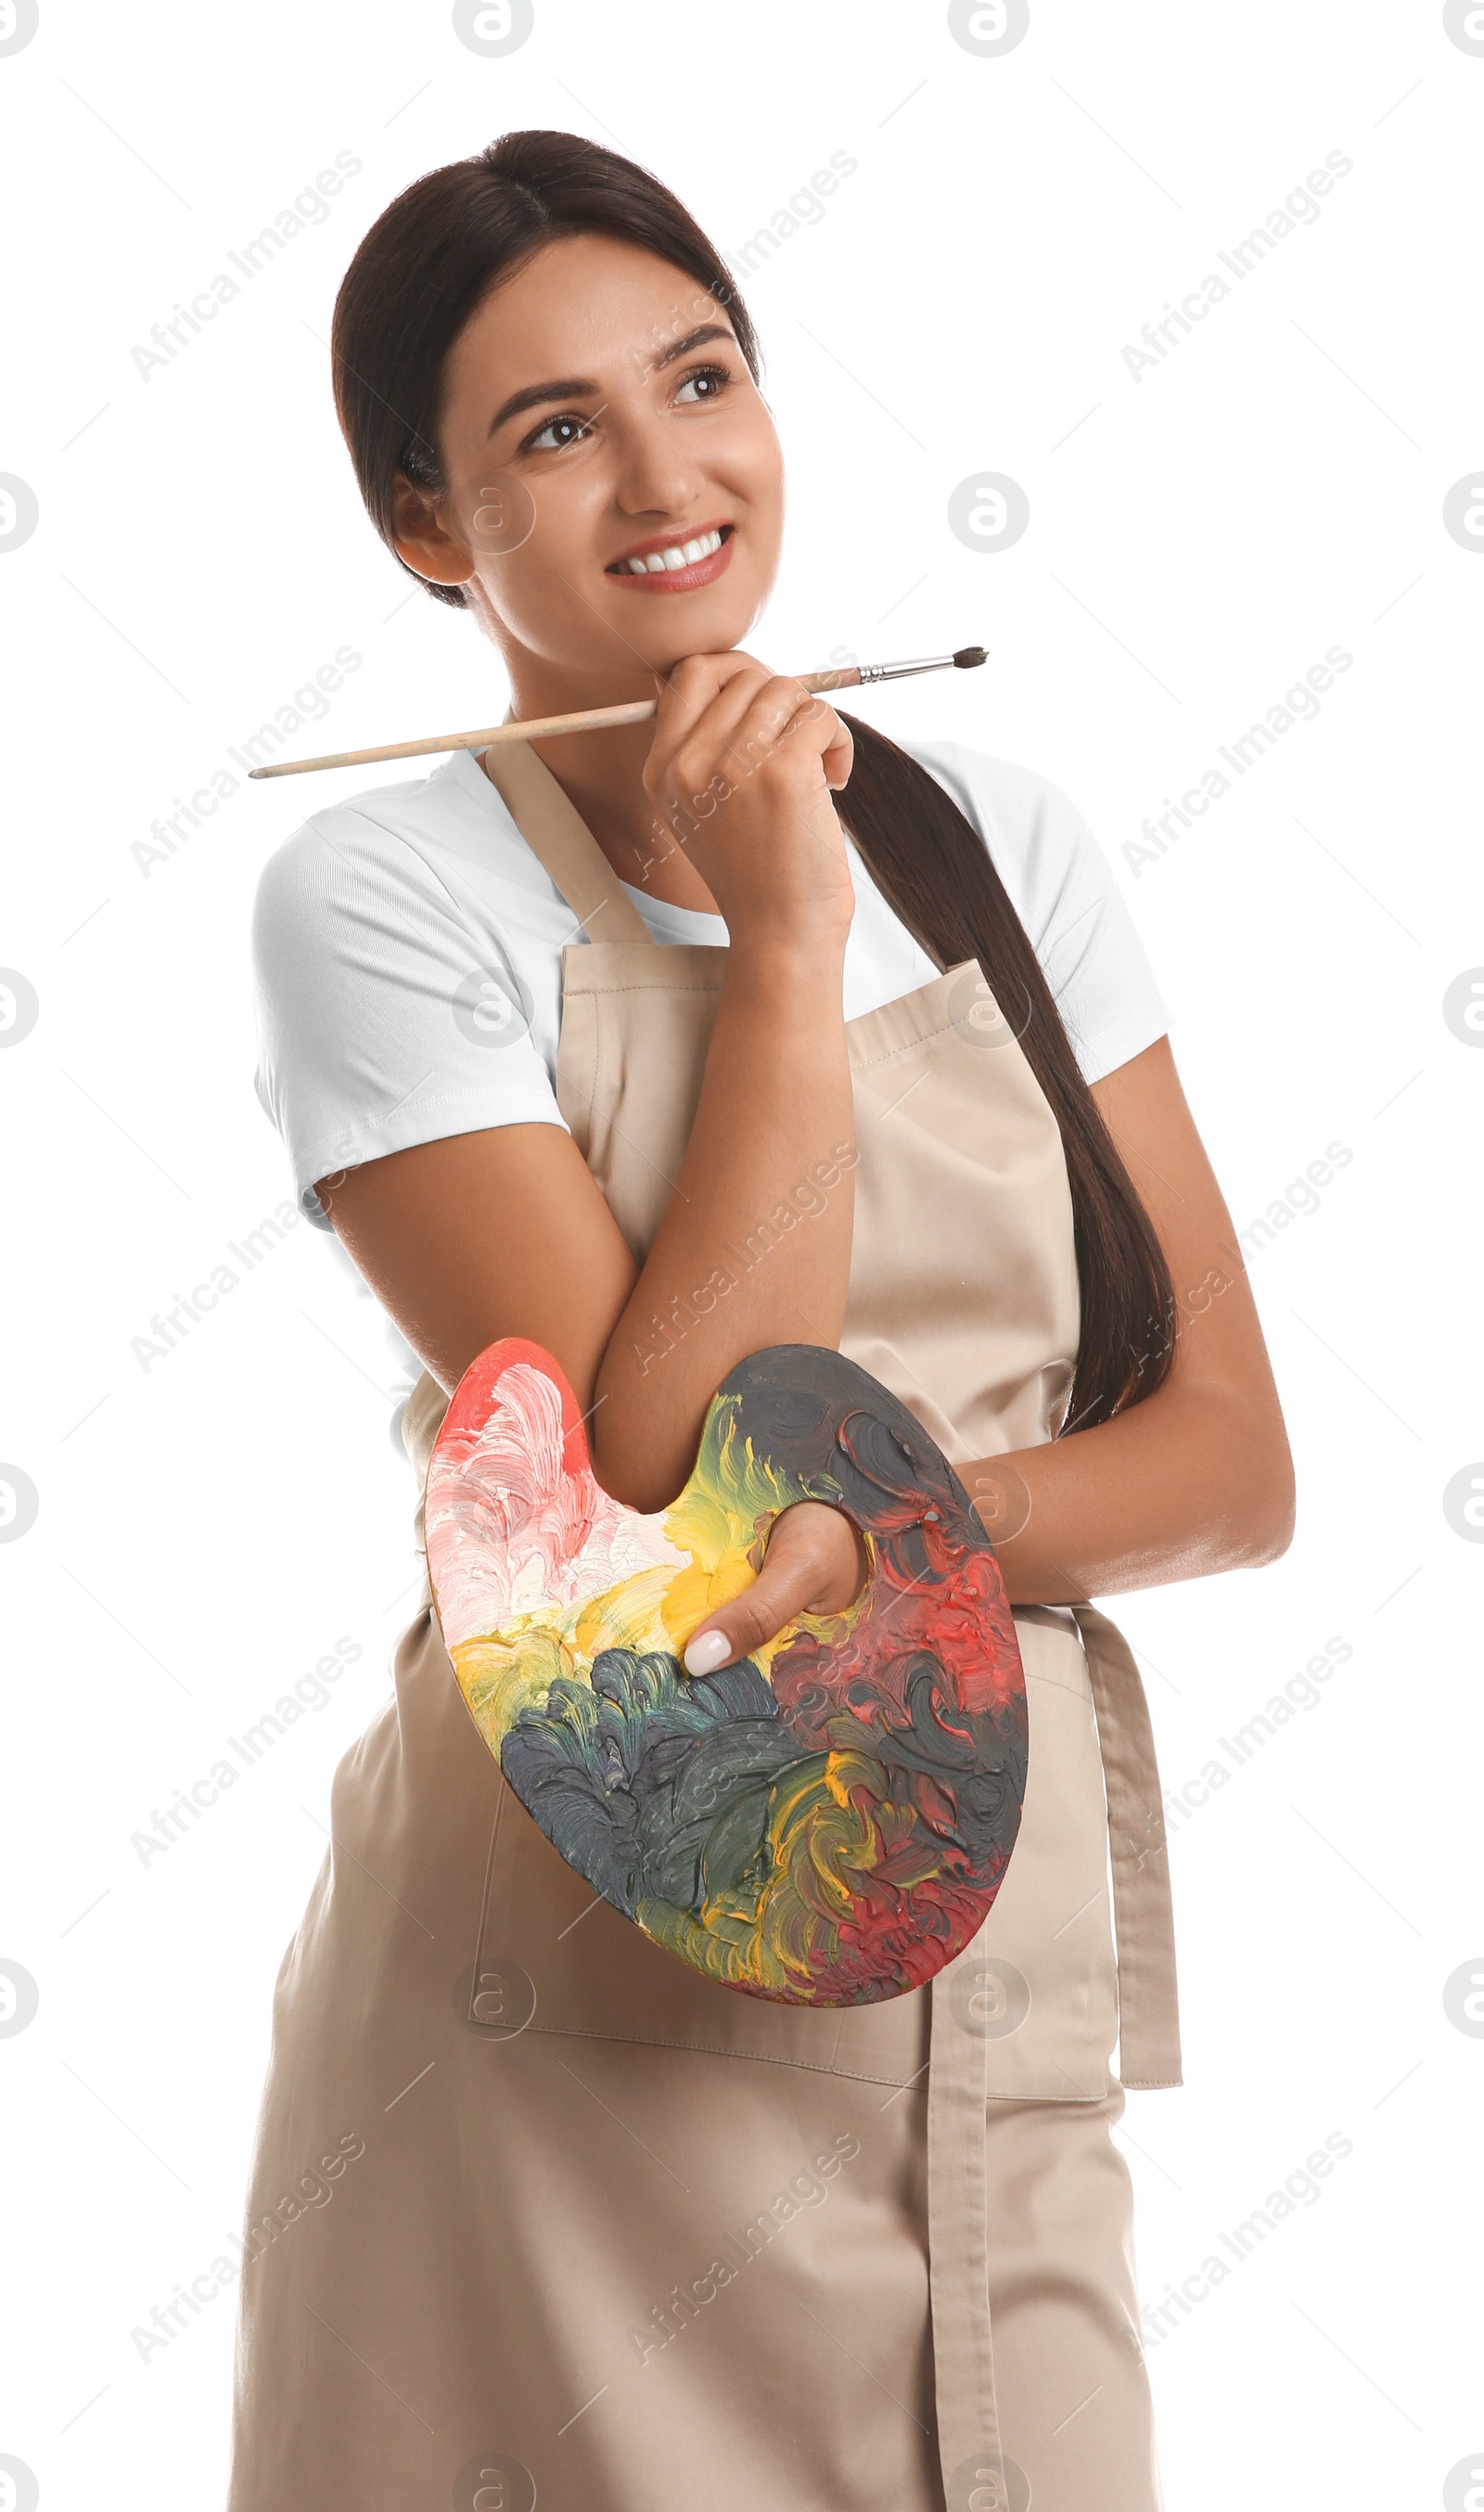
{"left": 834, "top": 714, "right": 1174, "bottom": 1429}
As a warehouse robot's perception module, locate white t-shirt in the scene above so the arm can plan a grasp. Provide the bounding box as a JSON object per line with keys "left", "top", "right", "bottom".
{"left": 250, "top": 737, "right": 1169, "bottom": 1421}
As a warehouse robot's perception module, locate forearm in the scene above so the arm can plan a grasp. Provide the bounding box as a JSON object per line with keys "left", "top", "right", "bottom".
{"left": 966, "top": 1377, "right": 1296, "bottom": 1605}
{"left": 592, "top": 937, "right": 856, "bottom": 1508}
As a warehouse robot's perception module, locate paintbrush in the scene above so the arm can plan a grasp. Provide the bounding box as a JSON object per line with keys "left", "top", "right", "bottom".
{"left": 247, "top": 646, "right": 988, "bottom": 780}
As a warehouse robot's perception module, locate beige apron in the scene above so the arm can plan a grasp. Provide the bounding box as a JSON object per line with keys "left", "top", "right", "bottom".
{"left": 228, "top": 740, "right": 1181, "bottom": 2512}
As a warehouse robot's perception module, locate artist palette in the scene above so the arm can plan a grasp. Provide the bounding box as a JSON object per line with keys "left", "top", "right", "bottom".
{"left": 425, "top": 1339, "right": 1028, "bottom": 2006}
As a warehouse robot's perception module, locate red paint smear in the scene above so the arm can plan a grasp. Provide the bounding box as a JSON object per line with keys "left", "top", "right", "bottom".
{"left": 437, "top": 1334, "right": 595, "bottom": 1485}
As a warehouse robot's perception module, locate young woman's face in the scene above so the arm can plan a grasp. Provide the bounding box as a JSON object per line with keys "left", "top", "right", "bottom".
{"left": 394, "top": 231, "right": 784, "bottom": 685}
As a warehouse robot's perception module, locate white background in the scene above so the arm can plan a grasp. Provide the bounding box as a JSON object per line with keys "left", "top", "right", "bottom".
{"left": 2, "top": 2, "right": 1480, "bottom": 2506}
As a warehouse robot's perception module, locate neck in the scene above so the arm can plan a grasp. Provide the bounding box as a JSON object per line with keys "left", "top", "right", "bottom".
{"left": 497, "top": 649, "right": 721, "bottom": 914}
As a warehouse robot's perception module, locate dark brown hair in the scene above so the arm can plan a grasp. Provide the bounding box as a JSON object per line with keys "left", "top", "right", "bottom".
{"left": 330, "top": 128, "right": 1176, "bottom": 1432}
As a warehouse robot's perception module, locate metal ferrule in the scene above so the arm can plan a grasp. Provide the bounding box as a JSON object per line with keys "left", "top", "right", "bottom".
{"left": 858, "top": 652, "right": 957, "bottom": 684}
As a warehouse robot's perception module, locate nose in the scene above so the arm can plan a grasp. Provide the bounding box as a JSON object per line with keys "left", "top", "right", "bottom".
{"left": 609, "top": 404, "right": 706, "bottom": 522}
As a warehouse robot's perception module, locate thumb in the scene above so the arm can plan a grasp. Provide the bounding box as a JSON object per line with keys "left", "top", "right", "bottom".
{"left": 682, "top": 1500, "right": 867, "bottom": 1677}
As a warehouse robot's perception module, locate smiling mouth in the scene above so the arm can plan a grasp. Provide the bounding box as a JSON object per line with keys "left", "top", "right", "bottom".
{"left": 605, "top": 523, "right": 734, "bottom": 588}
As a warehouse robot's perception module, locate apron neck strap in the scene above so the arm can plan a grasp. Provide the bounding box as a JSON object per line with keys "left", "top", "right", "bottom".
{"left": 480, "top": 730, "right": 655, "bottom": 948}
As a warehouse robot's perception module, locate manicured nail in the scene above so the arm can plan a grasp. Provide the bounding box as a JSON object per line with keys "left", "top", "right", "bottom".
{"left": 684, "top": 1629, "right": 731, "bottom": 1677}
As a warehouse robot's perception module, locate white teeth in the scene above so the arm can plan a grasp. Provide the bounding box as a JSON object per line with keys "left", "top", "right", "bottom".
{"left": 620, "top": 529, "right": 723, "bottom": 575}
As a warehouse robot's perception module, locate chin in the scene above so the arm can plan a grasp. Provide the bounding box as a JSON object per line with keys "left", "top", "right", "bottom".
{"left": 646, "top": 597, "right": 766, "bottom": 671}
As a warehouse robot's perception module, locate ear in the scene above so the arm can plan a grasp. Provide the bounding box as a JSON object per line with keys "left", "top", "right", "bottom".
{"left": 390, "top": 468, "right": 475, "bottom": 589}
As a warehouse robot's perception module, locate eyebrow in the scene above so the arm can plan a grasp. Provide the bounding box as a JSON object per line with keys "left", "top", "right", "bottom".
{"left": 486, "top": 323, "right": 737, "bottom": 438}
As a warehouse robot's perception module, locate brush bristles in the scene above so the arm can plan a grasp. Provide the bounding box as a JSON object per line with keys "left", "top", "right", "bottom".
{"left": 953, "top": 645, "right": 988, "bottom": 669}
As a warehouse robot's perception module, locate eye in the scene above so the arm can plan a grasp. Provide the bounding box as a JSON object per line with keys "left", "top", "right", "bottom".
{"left": 520, "top": 410, "right": 594, "bottom": 455}
{"left": 674, "top": 362, "right": 732, "bottom": 406}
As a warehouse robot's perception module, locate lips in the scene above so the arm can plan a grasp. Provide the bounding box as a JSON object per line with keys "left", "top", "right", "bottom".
{"left": 605, "top": 522, "right": 735, "bottom": 593}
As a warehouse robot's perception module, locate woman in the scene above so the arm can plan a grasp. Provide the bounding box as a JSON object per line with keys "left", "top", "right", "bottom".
{"left": 236, "top": 128, "right": 1293, "bottom": 2512}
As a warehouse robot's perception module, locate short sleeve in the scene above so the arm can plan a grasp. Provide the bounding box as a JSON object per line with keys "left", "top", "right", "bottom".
{"left": 250, "top": 809, "right": 568, "bottom": 1228}
{"left": 906, "top": 740, "right": 1170, "bottom": 1084}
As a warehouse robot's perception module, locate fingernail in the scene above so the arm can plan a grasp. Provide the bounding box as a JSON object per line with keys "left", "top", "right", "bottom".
{"left": 684, "top": 1629, "right": 731, "bottom": 1677}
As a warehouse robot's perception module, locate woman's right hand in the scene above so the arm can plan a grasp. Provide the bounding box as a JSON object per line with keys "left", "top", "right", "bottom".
{"left": 642, "top": 650, "right": 856, "bottom": 951}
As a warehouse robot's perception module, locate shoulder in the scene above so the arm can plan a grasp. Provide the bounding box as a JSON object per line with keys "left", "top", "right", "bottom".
{"left": 248, "top": 750, "right": 569, "bottom": 1191}
{"left": 890, "top": 735, "right": 1109, "bottom": 933}
{"left": 249, "top": 749, "right": 547, "bottom": 987}
{"left": 254, "top": 752, "right": 492, "bottom": 930}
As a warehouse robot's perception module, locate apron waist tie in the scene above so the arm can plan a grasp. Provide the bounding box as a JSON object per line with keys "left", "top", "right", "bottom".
{"left": 1071, "top": 1603, "right": 1183, "bottom": 2092}
{"left": 928, "top": 1966, "right": 1004, "bottom": 2508}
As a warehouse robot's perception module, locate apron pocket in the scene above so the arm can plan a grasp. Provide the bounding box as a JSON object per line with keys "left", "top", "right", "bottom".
{"left": 467, "top": 1741, "right": 935, "bottom": 2087}
{"left": 458, "top": 1610, "right": 1113, "bottom": 2100}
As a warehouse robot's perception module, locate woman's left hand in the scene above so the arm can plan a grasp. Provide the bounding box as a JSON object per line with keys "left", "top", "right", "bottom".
{"left": 682, "top": 1501, "right": 868, "bottom": 1675}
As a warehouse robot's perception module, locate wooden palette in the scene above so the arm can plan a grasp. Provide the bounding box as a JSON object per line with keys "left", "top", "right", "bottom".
{"left": 426, "top": 1339, "right": 1028, "bottom": 2006}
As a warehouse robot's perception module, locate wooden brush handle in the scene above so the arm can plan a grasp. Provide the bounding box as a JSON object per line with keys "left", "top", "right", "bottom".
{"left": 248, "top": 666, "right": 866, "bottom": 781}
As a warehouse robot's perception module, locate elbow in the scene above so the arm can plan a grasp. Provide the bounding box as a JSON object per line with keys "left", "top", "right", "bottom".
{"left": 596, "top": 1465, "right": 670, "bottom": 1516}
{"left": 1222, "top": 1424, "right": 1297, "bottom": 1570}
{"left": 588, "top": 1429, "right": 677, "bottom": 1519}
{"left": 1237, "top": 1485, "right": 1296, "bottom": 1568}
{"left": 589, "top": 1440, "right": 642, "bottom": 1513}
{"left": 1164, "top": 1379, "right": 1295, "bottom": 1575}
